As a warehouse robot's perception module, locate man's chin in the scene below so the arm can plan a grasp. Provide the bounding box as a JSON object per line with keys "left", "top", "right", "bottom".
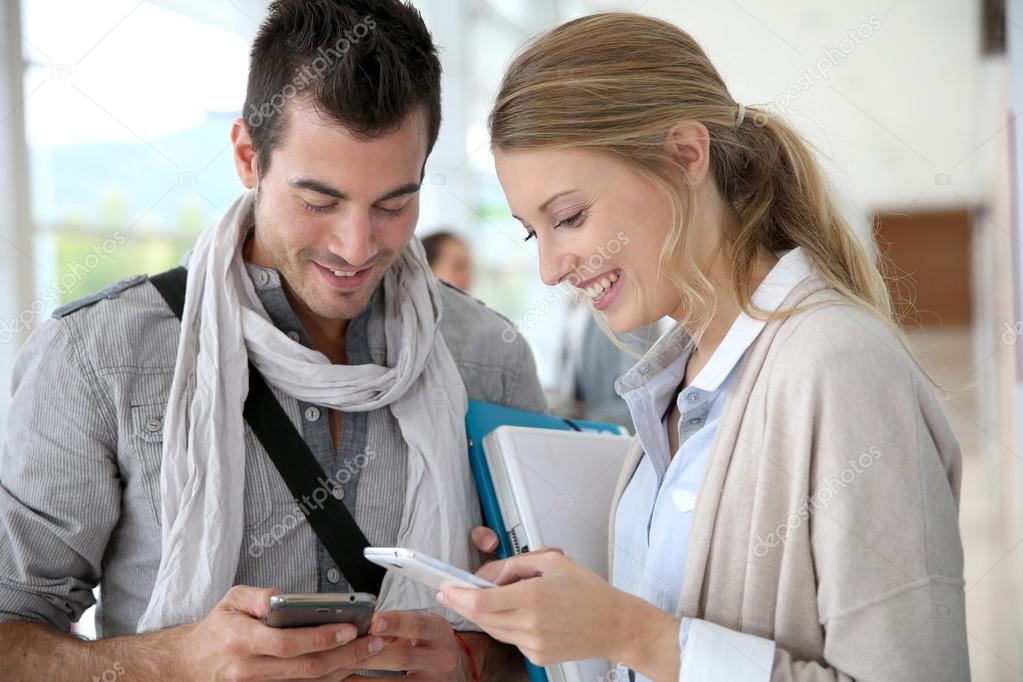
{"left": 310, "top": 275, "right": 385, "bottom": 320}
{"left": 305, "top": 290, "right": 371, "bottom": 321}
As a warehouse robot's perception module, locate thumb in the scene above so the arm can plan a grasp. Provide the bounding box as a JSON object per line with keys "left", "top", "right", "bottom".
{"left": 471, "top": 526, "right": 500, "bottom": 553}
{"left": 219, "top": 585, "right": 281, "bottom": 619}
{"left": 478, "top": 547, "right": 564, "bottom": 585}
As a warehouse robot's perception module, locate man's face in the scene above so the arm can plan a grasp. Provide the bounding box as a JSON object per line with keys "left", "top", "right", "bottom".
{"left": 244, "top": 102, "right": 428, "bottom": 323}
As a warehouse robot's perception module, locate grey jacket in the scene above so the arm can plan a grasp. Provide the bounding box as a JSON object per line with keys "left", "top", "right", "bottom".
{"left": 610, "top": 276, "right": 969, "bottom": 681}
{"left": 0, "top": 263, "right": 546, "bottom": 637}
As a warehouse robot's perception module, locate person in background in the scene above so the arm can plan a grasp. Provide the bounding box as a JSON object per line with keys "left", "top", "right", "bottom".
{"left": 447, "top": 12, "right": 969, "bottom": 681}
{"left": 423, "top": 230, "right": 474, "bottom": 293}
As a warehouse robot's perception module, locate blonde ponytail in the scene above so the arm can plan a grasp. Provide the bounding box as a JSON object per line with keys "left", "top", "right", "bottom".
{"left": 489, "top": 12, "right": 928, "bottom": 376}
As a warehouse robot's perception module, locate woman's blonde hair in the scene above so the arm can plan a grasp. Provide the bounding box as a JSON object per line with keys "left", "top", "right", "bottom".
{"left": 489, "top": 12, "right": 914, "bottom": 361}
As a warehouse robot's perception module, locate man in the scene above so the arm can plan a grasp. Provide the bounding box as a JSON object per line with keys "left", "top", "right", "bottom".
{"left": 0, "top": 1, "right": 544, "bottom": 679}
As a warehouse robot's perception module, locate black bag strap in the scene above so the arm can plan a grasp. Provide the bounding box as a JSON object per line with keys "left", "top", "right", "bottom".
{"left": 149, "top": 266, "right": 386, "bottom": 595}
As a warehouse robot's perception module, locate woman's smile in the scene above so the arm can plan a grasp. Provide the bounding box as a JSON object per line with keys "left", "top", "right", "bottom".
{"left": 576, "top": 268, "right": 624, "bottom": 311}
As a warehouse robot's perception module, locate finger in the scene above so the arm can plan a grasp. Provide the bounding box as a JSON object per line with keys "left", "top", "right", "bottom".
{"left": 439, "top": 579, "right": 537, "bottom": 619}
{"left": 251, "top": 633, "right": 384, "bottom": 679}
{"left": 476, "top": 549, "right": 561, "bottom": 585}
{"left": 250, "top": 621, "right": 361, "bottom": 658}
{"left": 469, "top": 622, "right": 532, "bottom": 649}
{"left": 293, "top": 672, "right": 358, "bottom": 682}
{"left": 471, "top": 526, "right": 500, "bottom": 553}
{"left": 474, "top": 556, "right": 517, "bottom": 584}
{"left": 370, "top": 611, "right": 450, "bottom": 642}
{"left": 356, "top": 638, "right": 443, "bottom": 673}
{"left": 452, "top": 604, "right": 546, "bottom": 650}
{"left": 219, "top": 584, "right": 282, "bottom": 619}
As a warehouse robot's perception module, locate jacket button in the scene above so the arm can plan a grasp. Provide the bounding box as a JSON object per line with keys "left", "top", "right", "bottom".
{"left": 145, "top": 417, "right": 162, "bottom": 433}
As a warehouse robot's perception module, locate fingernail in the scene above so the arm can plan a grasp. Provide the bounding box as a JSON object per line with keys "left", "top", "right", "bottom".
{"left": 435, "top": 591, "right": 448, "bottom": 605}
{"left": 368, "top": 637, "right": 384, "bottom": 653}
{"left": 372, "top": 618, "right": 387, "bottom": 633}
{"left": 336, "top": 625, "right": 355, "bottom": 644}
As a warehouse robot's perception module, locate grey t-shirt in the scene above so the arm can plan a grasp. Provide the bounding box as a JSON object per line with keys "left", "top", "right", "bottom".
{"left": 0, "top": 262, "right": 546, "bottom": 637}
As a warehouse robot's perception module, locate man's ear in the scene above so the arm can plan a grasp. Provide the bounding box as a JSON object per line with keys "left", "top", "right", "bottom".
{"left": 231, "top": 117, "right": 259, "bottom": 189}
{"left": 664, "top": 121, "right": 711, "bottom": 189}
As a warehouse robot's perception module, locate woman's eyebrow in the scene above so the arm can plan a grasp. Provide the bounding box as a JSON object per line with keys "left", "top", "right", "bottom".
{"left": 539, "top": 189, "right": 577, "bottom": 212}
{"left": 512, "top": 188, "right": 579, "bottom": 222}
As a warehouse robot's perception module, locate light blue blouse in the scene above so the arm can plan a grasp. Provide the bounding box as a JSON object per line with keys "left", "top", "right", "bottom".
{"left": 610, "top": 247, "right": 814, "bottom": 681}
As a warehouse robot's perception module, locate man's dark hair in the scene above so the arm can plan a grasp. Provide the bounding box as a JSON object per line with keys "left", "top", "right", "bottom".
{"left": 243, "top": 0, "right": 442, "bottom": 177}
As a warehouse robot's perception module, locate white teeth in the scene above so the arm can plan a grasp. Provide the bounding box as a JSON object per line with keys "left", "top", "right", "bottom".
{"left": 333, "top": 270, "right": 356, "bottom": 277}
{"left": 582, "top": 271, "right": 621, "bottom": 300}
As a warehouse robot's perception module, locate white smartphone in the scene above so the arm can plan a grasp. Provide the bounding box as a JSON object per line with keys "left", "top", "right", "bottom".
{"left": 363, "top": 547, "right": 496, "bottom": 591}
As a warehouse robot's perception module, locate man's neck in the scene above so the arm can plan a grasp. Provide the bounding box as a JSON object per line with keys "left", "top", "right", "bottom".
{"left": 296, "top": 304, "right": 349, "bottom": 364}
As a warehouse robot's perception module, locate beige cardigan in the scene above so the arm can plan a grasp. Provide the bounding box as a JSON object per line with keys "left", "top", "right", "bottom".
{"left": 608, "top": 276, "right": 969, "bottom": 681}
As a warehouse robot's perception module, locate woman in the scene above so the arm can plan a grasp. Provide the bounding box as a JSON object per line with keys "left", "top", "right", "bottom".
{"left": 437, "top": 12, "right": 969, "bottom": 681}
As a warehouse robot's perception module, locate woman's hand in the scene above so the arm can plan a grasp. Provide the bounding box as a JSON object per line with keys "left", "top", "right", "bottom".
{"left": 458, "top": 528, "right": 681, "bottom": 678}
{"left": 437, "top": 550, "right": 637, "bottom": 666}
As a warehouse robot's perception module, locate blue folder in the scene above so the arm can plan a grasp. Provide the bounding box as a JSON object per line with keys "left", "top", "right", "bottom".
{"left": 464, "top": 400, "right": 628, "bottom": 682}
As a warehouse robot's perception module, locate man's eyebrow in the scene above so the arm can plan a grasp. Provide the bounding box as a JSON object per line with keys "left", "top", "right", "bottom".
{"left": 289, "top": 178, "right": 421, "bottom": 203}
{"left": 376, "top": 182, "right": 421, "bottom": 202}
{"left": 290, "top": 178, "right": 346, "bottom": 199}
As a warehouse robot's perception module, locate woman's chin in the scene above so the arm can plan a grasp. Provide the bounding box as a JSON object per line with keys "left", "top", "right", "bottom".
{"left": 593, "top": 294, "right": 661, "bottom": 336}
{"left": 603, "top": 311, "right": 643, "bottom": 336}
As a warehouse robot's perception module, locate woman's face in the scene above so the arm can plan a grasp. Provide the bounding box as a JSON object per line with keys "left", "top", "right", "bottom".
{"left": 495, "top": 147, "right": 700, "bottom": 333}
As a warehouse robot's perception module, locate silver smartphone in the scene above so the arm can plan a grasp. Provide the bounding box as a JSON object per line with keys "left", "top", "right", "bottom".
{"left": 264, "top": 593, "right": 376, "bottom": 634}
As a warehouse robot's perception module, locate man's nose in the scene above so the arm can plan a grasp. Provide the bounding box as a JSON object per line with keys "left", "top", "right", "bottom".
{"left": 329, "top": 211, "right": 379, "bottom": 267}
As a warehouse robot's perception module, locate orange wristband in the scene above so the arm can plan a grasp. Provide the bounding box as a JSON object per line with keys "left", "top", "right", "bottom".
{"left": 452, "top": 631, "right": 480, "bottom": 682}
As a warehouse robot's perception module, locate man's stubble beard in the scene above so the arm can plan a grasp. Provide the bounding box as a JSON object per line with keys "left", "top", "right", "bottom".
{"left": 250, "top": 186, "right": 385, "bottom": 323}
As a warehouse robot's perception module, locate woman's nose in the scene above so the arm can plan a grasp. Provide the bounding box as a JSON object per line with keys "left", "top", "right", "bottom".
{"left": 537, "top": 240, "right": 578, "bottom": 287}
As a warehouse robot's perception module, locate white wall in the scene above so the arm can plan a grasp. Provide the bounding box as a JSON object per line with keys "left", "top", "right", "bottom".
{"left": 0, "top": 0, "right": 34, "bottom": 431}
{"left": 1008, "top": 0, "right": 1023, "bottom": 521}
{"left": 585, "top": 0, "right": 990, "bottom": 213}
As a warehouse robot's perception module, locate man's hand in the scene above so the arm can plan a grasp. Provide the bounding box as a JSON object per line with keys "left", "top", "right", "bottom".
{"left": 471, "top": 526, "right": 500, "bottom": 557}
{"left": 349, "top": 611, "right": 472, "bottom": 681}
{"left": 171, "top": 585, "right": 384, "bottom": 680}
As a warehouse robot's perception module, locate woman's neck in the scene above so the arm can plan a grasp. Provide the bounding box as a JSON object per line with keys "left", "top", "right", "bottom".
{"left": 680, "top": 248, "right": 778, "bottom": 365}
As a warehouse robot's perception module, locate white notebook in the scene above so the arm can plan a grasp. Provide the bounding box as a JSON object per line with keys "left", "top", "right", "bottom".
{"left": 482, "top": 426, "right": 634, "bottom": 682}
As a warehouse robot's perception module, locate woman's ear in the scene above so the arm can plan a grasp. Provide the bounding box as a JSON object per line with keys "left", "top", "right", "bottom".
{"left": 664, "top": 121, "right": 711, "bottom": 188}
